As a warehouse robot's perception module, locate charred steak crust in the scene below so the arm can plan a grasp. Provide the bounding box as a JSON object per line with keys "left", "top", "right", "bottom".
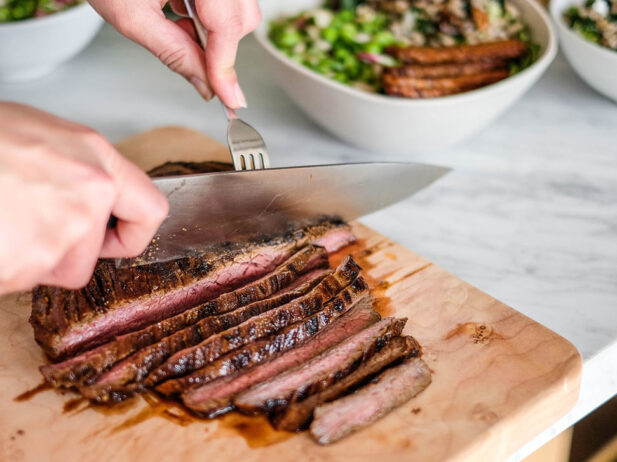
{"left": 31, "top": 220, "right": 354, "bottom": 360}
{"left": 310, "top": 357, "right": 432, "bottom": 445}
{"left": 31, "top": 257, "right": 220, "bottom": 358}
{"left": 159, "top": 278, "right": 372, "bottom": 399}
{"left": 144, "top": 256, "right": 363, "bottom": 386}
{"left": 233, "top": 317, "right": 407, "bottom": 415}
{"left": 147, "top": 161, "right": 234, "bottom": 177}
{"left": 41, "top": 246, "right": 329, "bottom": 388}
{"left": 179, "top": 301, "right": 381, "bottom": 418}
{"left": 80, "top": 269, "right": 331, "bottom": 402}
{"left": 271, "top": 335, "right": 420, "bottom": 432}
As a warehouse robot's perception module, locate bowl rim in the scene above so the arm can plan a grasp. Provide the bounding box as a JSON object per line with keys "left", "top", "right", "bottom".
{"left": 550, "top": 0, "right": 617, "bottom": 61}
{"left": 254, "top": 0, "right": 557, "bottom": 107}
{"left": 0, "top": 2, "right": 92, "bottom": 29}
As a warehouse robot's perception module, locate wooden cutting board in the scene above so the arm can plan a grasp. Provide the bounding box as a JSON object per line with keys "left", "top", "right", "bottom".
{"left": 0, "top": 127, "right": 582, "bottom": 462}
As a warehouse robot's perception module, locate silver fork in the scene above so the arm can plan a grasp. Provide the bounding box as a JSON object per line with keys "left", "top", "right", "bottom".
{"left": 183, "top": 0, "right": 271, "bottom": 171}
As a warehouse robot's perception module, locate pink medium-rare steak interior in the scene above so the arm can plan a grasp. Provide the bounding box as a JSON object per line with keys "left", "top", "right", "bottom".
{"left": 53, "top": 248, "right": 289, "bottom": 356}
{"left": 312, "top": 228, "right": 356, "bottom": 253}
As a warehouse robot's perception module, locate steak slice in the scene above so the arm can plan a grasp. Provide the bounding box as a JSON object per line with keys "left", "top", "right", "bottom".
{"left": 145, "top": 256, "right": 363, "bottom": 387}
{"left": 160, "top": 279, "right": 371, "bottom": 397}
{"left": 40, "top": 245, "right": 328, "bottom": 388}
{"left": 180, "top": 300, "right": 380, "bottom": 417}
{"left": 310, "top": 357, "right": 432, "bottom": 445}
{"left": 382, "top": 69, "right": 509, "bottom": 98}
{"left": 272, "top": 335, "right": 420, "bottom": 431}
{"left": 31, "top": 220, "right": 355, "bottom": 360}
{"left": 80, "top": 269, "right": 330, "bottom": 402}
{"left": 384, "top": 39, "right": 527, "bottom": 65}
{"left": 147, "top": 161, "right": 234, "bottom": 177}
{"left": 383, "top": 61, "right": 508, "bottom": 79}
{"left": 233, "top": 317, "right": 407, "bottom": 415}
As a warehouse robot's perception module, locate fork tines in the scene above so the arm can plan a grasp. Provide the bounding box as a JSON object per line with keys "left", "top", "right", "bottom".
{"left": 227, "top": 118, "right": 271, "bottom": 171}
{"left": 231, "top": 151, "right": 270, "bottom": 170}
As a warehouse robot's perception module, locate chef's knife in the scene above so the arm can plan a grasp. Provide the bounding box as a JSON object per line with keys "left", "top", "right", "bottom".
{"left": 115, "top": 162, "right": 449, "bottom": 267}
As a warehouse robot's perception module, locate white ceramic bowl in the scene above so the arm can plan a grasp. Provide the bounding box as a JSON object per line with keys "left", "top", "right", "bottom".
{"left": 255, "top": 0, "right": 557, "bottom": 153}
{"left": 550, "top": 0, "right": 617, "bottom": 103}
{"left": 0, "top": 3, "right": 104, "bottom": 82}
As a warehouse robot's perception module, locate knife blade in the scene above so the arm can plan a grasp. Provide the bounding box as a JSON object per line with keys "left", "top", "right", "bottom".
{"left": 115, "top": 162, "right": 449, "bottom": 267}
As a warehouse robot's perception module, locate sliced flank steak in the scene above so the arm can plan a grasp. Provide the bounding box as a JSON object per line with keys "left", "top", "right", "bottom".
{"left": 272, "top": 335, "right": 420, "bottom": 431}
{"left": 31, "top": 220, "right": 355, "bottom": 360}
{"left": 180, "top": 300, "right": 380, "bottom": 418}
{"left": 40, "top": 245, "right": 329, "bottom": 388}
{"left": 80, "top": 268, "right": 331, "bottom": 403}
{"left": 233, "top": 317, "right": 407, "bottom": 415}
{"left": 144, "top": 257, "right": 363, "bottom": 387}
{"left": 158, "top": 277, "right": 371, "bottom": 398}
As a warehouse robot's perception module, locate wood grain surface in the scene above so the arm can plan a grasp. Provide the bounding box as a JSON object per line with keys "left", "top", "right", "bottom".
{"left": 0, "top": 127, "right": 582, "bottom": 461}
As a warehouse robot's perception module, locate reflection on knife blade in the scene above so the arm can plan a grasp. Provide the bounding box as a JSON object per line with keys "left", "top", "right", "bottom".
{"left": 115, "top": 160, "right": 449, "bottom": 268}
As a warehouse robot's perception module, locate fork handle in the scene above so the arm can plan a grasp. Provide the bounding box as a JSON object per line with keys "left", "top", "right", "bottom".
{"left": 220, "top": 101, "right": 237, "bottom": 121}
{"left": 183, "top": 0, "right": 237, "bottom": 120}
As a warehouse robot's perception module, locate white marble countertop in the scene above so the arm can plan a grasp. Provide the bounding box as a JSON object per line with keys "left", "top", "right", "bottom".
{"left": 1, "top": 24, "right": 616, "bottom": 461}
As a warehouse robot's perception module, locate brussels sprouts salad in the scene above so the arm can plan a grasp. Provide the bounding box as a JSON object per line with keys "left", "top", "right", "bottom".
{"left": 564, "top": 0, "right": 617, "bottom": 51}
{"left": 269, "top": 0, "right": 538, "bottom": 94}
{"left": 0, "top": 0, "right": 83, "bottom": 23}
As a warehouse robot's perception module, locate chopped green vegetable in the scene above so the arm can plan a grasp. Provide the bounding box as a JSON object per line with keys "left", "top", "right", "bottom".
{"left": 322, "top": 26, "right": 339, "bottom": 42}
{"left": 340, "top": 22, "right": 358, "bottom": 41}
{"left": 0, "top": 0, "right": 82, "bottom": 22}
{"left": 486, "top": 0, "right": 504, "bottom": 21}
{"left": 373, "top": 30, "right": 395, "bottom": 46}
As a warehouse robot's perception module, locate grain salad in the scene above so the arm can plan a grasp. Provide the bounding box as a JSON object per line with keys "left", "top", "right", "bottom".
{"left": 564, "top": 0, "right": 617, "bottom": 51}
{"left": 269, "top": 0, "right": 538, "bottom": 95}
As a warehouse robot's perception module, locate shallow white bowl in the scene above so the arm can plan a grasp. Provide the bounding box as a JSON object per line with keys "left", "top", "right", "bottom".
{"left": 0, "top": 3, "right": 103, "bottom": 82}
{"left": 550, "top": 0, "right": 617, "bottom": 103}
{"left": 255, "top": 0, "right": 557, "bottom": 153}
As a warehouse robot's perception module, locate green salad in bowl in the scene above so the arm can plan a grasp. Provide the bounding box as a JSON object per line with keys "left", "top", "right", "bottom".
{"left": 563, "top": 0, "right": 616, "bottom": 50}
{"left": 269, "top": 0, "right": 539, "bottom": 96}
{"left": 0, "top": 0, "right": 83, "bottom": 22}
